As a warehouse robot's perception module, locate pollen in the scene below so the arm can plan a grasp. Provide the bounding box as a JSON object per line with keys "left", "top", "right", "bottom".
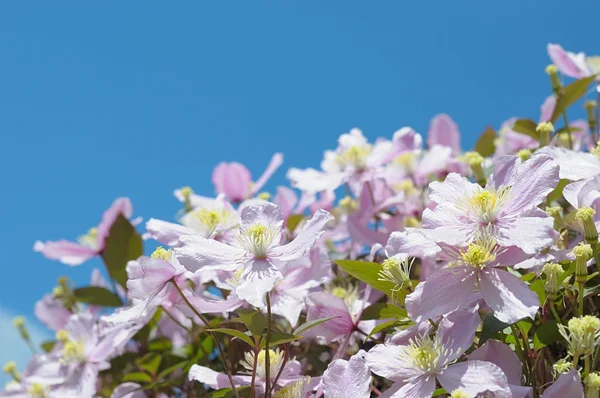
{"left": 2, "top": 362, "right": 16, "bottom": 374}
{"left": 536, "top": 122, "right": 555, "bottom": 135}
{"left": 571, "top": 242, "right": 593, "bottom": 260}
{"left": 193, "top": 208, "right": 227, "bottom": 232}
{"left": 336, "top": 145, "right": 371, "bottom": 169}
{"left": 396, "top": 179, "right": 417, "bottom": 195}
{"left": 240, "top": 349, "right": 286, "bottom": 380}
{"left": 28, "top": 383, "right": 49, "bottom": 398}
{"left": 150, "top": 246, "right": 171, "bottom": 261}
{"left": 62, "top": 340, "right": 86, "bottom": 364}
{"left": 55, "top": 330, "right": 70, "bottom": 343}
{"left": 463, "top": 151, "right": 484, "bottom": 168}
{"left": 576, "top": 207, "right": 596, "bottom": 222}
{"left": 180, "top": 186, "right": 193, "bottom": 198}
{"left": 461, "top": 241, "right": 496, "bottom": 269}
{"left": 239, "top": 223, "right": 279, "bottom": 258}
{"left": 545, "top": 64, "right": 558, "bottom": 75}
{"left": 450, "top": 390, "right": 470, "bottom": 398}
{"left": 393, "top": 152, "right": 417, "bottom": 169}
{"left": 257, "top": 192, "right": 271, "bottom": 201}
{"left": 378, "top": 257, "right": 412, "bottom": 299}
{"left": 339, "top": 196, "right": 358, "bottom": 212}
{"left": 587, "top": 372, "right": 600, "bottom": 389}
{"left": 517, "top": 149, "right": 532, "bottom": 161}
{"left": 404, "top": 335, "right": 451, "bottom": 374}
{"left": 77, "top": 227, "right": 99, "bottom": 250}
{"left": 591, "top": 141, "right": 600, "bottom": 157}
{"left": 11, "top": 317, "right": 25, "bottom": 328}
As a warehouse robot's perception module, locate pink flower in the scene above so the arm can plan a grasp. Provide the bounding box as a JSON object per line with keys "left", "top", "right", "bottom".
{"left": 322, "top": 350, "right": 371, "bottom": 398}
{"left": 547, "top": 43, "right": 594, "bottom": 79}
{"left": 176, "top": 203, "right": 332, "bottom": 307}
{"left": 427, "top": 114, "right": 461, "bottom": 155}
{"left": 34, "top": 198, "right": 133, "bottom": 266}
{"left": 365, "top": 307, "right": 511, "bottom": 398}
{"left": 212, "top": 153, "right": 283, "bottom": 202}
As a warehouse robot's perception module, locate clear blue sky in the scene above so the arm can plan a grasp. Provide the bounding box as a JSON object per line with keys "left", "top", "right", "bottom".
{"left": 0, "top": 1, "right": 597, "bottom": 367}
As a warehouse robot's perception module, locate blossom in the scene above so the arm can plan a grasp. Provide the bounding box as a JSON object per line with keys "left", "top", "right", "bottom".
{"left": 176, "top": 202, "right": 332, "bottom": 306}
{"left": 212, "top": 152, "right": 284, "bottom": 202}
{"left": 34, "top": 198, "right": 133, "bottom": 266}
{"left": 420, "top": 154, "right": 558, "bottom": 254}
{"left": 547, "top": 43, "right": 600, "bottom": 80}
{"left": 427, "top": 114, "right": 461, "bottom": 155}
{"left": 365, "top": 307, "right": 511, "bottom": 398}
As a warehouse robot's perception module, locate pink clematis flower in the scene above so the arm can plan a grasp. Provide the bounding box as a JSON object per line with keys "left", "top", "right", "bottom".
{"left": 427, "top": 114, "right": 461, "bottom": 155}
{"left": 176, "top": 203, "right": 332, "bottom": 307}
{"left": 547, "top": 43, "right": 599, "bottom": 80}
{"left": 366, "top": 307, "right": 511, "bottom": 398}
{"left": 212, "top": 153, "right": 284, "bottom": 202}
{"left": 321, "top": 350, "right": 371, "bottom": 398}
{"left": 34, "top": 198, "right": 133, "bottom": 266}
{"left": 421, "top": 154, "right": 558, "bottom": 254}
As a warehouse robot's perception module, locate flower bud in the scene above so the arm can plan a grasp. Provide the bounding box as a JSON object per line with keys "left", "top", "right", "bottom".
{"left": 545, "top": 64, "right": 562, "bottom": 93}
{"left": 575, "top": 207, "right": 598, "bottom": 245}
{"left": 585, "top": 100, "right": 597, "bottom": 133}
{"left": 378, "top": 256, "right": 412, "bottom": 301}
{"left": 516, "top": 149, "right": 532, "bottom": 161}
{"left": 547, "top": 205, "right": 566, "bottom": 231}
{"left": 571, "top": 242, "right": 593, "bottom": 282}
{"left": 3, "top": 361, "right": 20, "bottom": 383}
{"left": 586, "top": 372, "right": 600, "bottom": 398}
{"left": 542, "top": 262, "right": 563, "bottom": 296}
{"left": 257, "top": 192, "right": 271, "bottom": 201}
{"left": 463, "top": 151, "right": 485, "bottom": 184}
{"left": 559, "top": 315, "right": 600, "bottom": 358}
{"left": 537, "top": 122, "right": 555, "bottom": 147}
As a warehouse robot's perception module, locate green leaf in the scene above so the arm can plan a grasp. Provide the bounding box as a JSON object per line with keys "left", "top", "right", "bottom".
{"left": 237, "top": 308, "right": 267, "bottom": 336}
{"left": 40, "top": 340, "right": 56, "bottom": 353}
{"left": 547, "top": 179, "right": 570, "bottom": 203}
{"left": 122, "top": 372, "right": 153, "bottom": 384}
{"left": 205, "top": 386, "right": 253, "bottom": 398}
{"left": 157, "top": 360, "right": 188, "bottom": 380}
{"left": 551, "top": 75, "right": 598, "bottom": 123}
{"left": 260, "top": 332, "right": 303, "bottom": 348}
{"left": 521, "top": 273, "right": 537, "bottom": 282}
{"left": 148, "top": 338, "right": 173, "bottom": 352}
{"left": 534, "top": 320, "right": 561, "bottom": 350}
{"left": 207, "top": 328, "right": 254, "bottom": 346}
{"left": 293, "top": 316, "right": 338, "bottom": 336}
{"left": 474, "top": 126, "right": 496, "bottom": 157}
{"left": 480, "top": 313, "right": 510, "bottom": 345}
{"left": 287, "top": 214, "right": 304, "bottom": 234}
{"left": 530, "top": 279, "right": 546, "bottom": 306}
{"left": 366, "top": 320, "right": 410, "bottom": 340}
{"left": 73, "top": 286, "right": 122, "bottom": 307}
{"left": 359, "top": 303, "right": 407, "bottom": 321}
{"left": 432, "top": 388, "right": 447, "bottom": 397}
{"left": 102, "top": 214, "right": 143, "bottom": 287}
{"left": 512, "top": 119, "right": 540, "bottom": 140}
{"left": 335, "top": 260, "right": 396, "bottom": 296}
{"left": 136, "top": 353, "right": 162, "bottom": 376}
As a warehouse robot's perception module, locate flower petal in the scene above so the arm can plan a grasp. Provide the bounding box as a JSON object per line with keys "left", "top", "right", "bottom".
{"left": 97, "top": 197, "right": 134, "bottom": 246}
{"left": 468, "top": 340, "right": 522, "bottom": 386}
{"left": 235, "top": 259, "right": 283, "bottom": 307}
{"left": 33, "top": 240, "right": 97, "bottom": 266}
{"left": 541, "top": 370, "right": 583, "bottom": 397}
{"left": 176, "top": 234, "right": 245, "bottom": 273}
{"left": 479, "top": 268, "right": 539, "bottom": 323}
{"left": 251, "top": 152, "right": 284, "bottom": 195}
{"left": 437, "top": 360, "right": 511, "bottom": 398}
{"left": 323, "top": 350, "right": 371, "bottom": 398}
{"left": 547, "top": 43, "right": 590, "bottom": 78}
{"left": 496, "top": 212, "right": 557, "bottom": 255}
{"left": 537, "top": 146, "right": 600, "bottom": 181}
{"left": 427, "top": 114, "right": 460, "bottom": 154}
{"left": 365, "top": 344, "right": 421, "bottom": 381}
{"left": 145, "top": 218, "right": 195, "bottom": 247}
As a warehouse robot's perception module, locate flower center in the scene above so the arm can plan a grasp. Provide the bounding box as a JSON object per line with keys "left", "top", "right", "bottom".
{"left": 240, "top": 349, "right": 285, "bottom": 379}
{"left": 404, "top": 335, "right": 450, "bottom": 374}
{"left": 77, "top": 227, "right": 98, "bottom": 250}
{"left": 151, "top": 246, "right": 173, "bottom": 261}
{"left": 464, "top": 187, "right": 511, "bottom": 223}
{"left": 336, "top": 145, "right": 371, "bottom": 169}
{"left": 378, "top": 257, "right": 412, "bottom": 299}
{"left": 587, "top": 56, "right": 600, "bottom": 74}
{"left": 28, "top": 383, "right": 49, "bottom": 398}
{"left": 239, "top": 223, "right": 279, "bottom": 258}
{"left": 461, "top": 242, "right": 496, "bottom": 270}
{"left": 61, "top": 340, "right": 86, "bottom": 364}
{"left": 393, "top": 152, "right": 417, "bottom": 170}
{"left": 188, "top": 208, "right": 231, "bottom": 235}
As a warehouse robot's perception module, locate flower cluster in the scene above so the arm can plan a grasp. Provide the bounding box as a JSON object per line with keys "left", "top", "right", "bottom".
{"left": 5, "top": 42, "right": 600, "bottom": 398}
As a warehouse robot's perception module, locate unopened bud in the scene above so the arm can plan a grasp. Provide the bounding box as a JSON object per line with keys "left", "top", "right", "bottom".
{"left": 587, "top": 372, "right": 600, "bottom": 398}
{"left": 585, "top": 100, "right": 598, "bottom": 133}
{"left": 542, "top": 262, "right": 563, "bottom": 296}
{"left": 257, "top": 192, "right": 271, "bottom": 201}
{"left": 537, "top": 122, "right": 555, "bottom": 147}
{"left": 576, "top": 207, "right": 598, "bottom": 245}
{"left": 463, "top": 151, "right": 485, "bottom": 184}
{"left": 516, "top": 149, "right": 532, "bottom": 161}
{"left": 547, "top": 205, "right": 565, "bottom": 231}
{"left": 545, "top": 64, "right": 562, "bottom": 93}
{"left": 2, "top": 361, "right": 20, "bottom": 383}
{"left": 559, "top": 315, "right": 600, "bottom": 358}
{"left": 571, "top": 242, "right": 593, "bottom": 281}
{"left": 12, "top": 316, "right": 29, "bottom": 341}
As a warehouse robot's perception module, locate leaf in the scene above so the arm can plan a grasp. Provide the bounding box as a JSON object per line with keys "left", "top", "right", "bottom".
{"left": 359, "top": 303, "right": 407, "bottom": 321}
{"left": 136, "top": 353, "right": 162, "bottom": 376}
{"left": 547, "top": 179, "right": 570, "bottom": 203}
{"left": 286, "top": 214, "right": 304, "bottom": 234}
{"left": 148, "top": 338, "right": 173, "bottom": 352}
{"left": 480, "top": 313, "right": 510, "bottom": 345}
{"left": 102, "top": 214, "right": 143, "bottom": 287}
{"left": 474, "top": 126, "right": 496, "bottom": 157}
{"left": 207, "top": 328, "right": 254, "bottom": 346}
{"left": 73, "top": 286, "right": 122, "bottom": 307}
{"left": 237, "top": 308, "right": 267, "bottom": 336}
{"left": 520, "top": 273, "right": 537, "bottom": 282}
{"left": 530, "top": 279, "right": 546, "bottom": 305}
{"left": 157, "top": 360, "right": 188, "bottom": 380}
{"left": 205, "top": 386, "right": 252, "bottom": 398}
{"left": 551, "top": 75, "right": 598, "bottom": 123}
{"left": 335, "top": 260, "right": 396, "bottom": 297}
{"left": 40, "top": 340, "right": 56, "bottom": 353}
{"left": 293, "top": 316, "right": 338, "bottom": 336}
{"left": 534, "top": 320, "right": 561, "bottom": 350}
{"left": 366, "top": 320, "right": 410, "bottom": 340}
{"left": 122, "top": 372, "right": 153, "bottom": 384}
{"left": 512, "top": 119, "right": 540, "bottom": 140}
{"left": 260, "top": 332, "right": 303, "bottom": 348}
{"left": 432, "top": 388, "right": 447, "bottom": 397}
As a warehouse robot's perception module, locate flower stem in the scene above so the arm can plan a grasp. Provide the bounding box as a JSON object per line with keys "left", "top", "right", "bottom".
{"left": 562, "top": 111, "right": 573, "bottom": 149}
{"left": 549, "top": 301, "right": 563, "bottom": 325}
{"left": 510, "top": 325, "right": 529, "bottom": 383}
{"left": 585, "top": 355, "right": 591, "bottom": 378}
{"left": 578, "top": 280, "right": 586, "bottom": 316}
{"left": 249, "top": 345, "right": 259, "bottom": 398}
{"left": 264, "top": 292, "right": 272, "bottom": 398}
{"left": 170, "top": 280, "right": 239, "bottom": 398}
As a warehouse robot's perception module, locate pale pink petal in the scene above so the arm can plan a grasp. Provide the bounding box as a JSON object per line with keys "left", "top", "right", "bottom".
{"left": 386, "top": 230, "right": 441, "bottom": 259}
{"left": 537, "top": 146, "right": 600, "bottom": 181}
{"left": 541, "top": 370, "right": 583, "bottom": 397}
{"left": 33, "top": 240, "right": 97, "bottom": 266}
{"left": 274, "top": 186, "right": 298, "bottom": 220}
{"left": 303, "top": 292, "right": 353, "bottom": 342}
{"left": 421, "top": 208, "right": 477, "bottom": 247}
{"left": 34, "top": 294, "right": 71, "bottom": 331}
{"left": 97, "top": 197, "right": 134, "bottom": 246}
{"left": 90, "top": 317, "right": 147, "bottom": 362}
{"left": 438, "top": 306, "right": 481, "bottom": 360}
{"left": 427, "top": 114, "right": 460, "bottom": 154}
{"left": 182, "top": 294, "right": 243, "bottom": 314}
{"left": 428, "top": 173, "right": 479, "bottom": 206}
{"left": 547, "top": 43, "right": 590, "bottom": 78}
{"left": 406, "top": 266, "right": 477, "bottom": 322}
{"left": 489, "top": 155, "right": 521, "bottom": 189}
{"left": 479, "top": 268, "right": 539, "bottom": 324}
{"left": 437, "top": 361, "right": 510, "bottom": 398}
{"left": 145, "top": 218, "right": 195, "bottom": 247}
{"left": 188, "top": 365, "right": 247, "bottom": 389}
{"left": 365, "top": 344, "right": 422, "bottom": 381}
{"left": 496, "top": 213, "right": 557, "bottom": 255}
{"left": 287, "top": 167, "right": 347, "bottom": 193}
{"left": 54, "top": 363, "right": 99, "bottom": 398}
{"left": 240, "top": 202, "right": 283, "bottom": 231}
{"left": 270, "top": 209, "right": 333, "bottom": 263}
{"left": 176, "top": 235, "right": 245, "bottom": 272}
{"left": 235, "top": 259, "right": 284, "bottom": 307}
{"left": 110, "top": 382, "right": 145, "bottom": 398}
{"left": 212, "top": 162, "right": 252, "bottom": 202}
{"left": 251, "top": 153, "right": 284, "bottom": 195}
{"left": 323, "top": 350, "right": 371, "bottom": 398}
{"left": 540, "top": 95, "right": 556, "bottom": 122}
{"left": 468, "top": 340, "right": 522, "bottom": 386}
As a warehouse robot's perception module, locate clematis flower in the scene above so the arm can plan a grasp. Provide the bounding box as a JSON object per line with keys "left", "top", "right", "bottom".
{"left": 321, "top": 350, "right": 371, "bottom": 398}
{"left": 405, "top": 232, "right": 539, "bottom": 324}
{"left": 145, "top": 194, "right": 239, "bottom": 247}
{"left": 420, "top": 154, "right": 558, "bottom": 254}
{"left": 34, "top": 198, "right": 133, "bottom": 266}
{"left": 547, "top": 43, "right": 600, "bottom": 80}
{"left": 427, "top": 114, "right": 461, "bottom": 155}
{"left": 541, "top": 369, "right": 584, "bottom": 397}
{"left": 212, "top": 153, "right": 284, "bottom": 202}
{"left": 539, "top": 144, "right": 600, "bottom": 184}
{"left": 468, "top": 340, "right": 533, "bottom": 398}
{"left": 188, "top": 348, "right": 310, "bottom": 394}
{"left": 366, "top": 307, "right": 511, "bottom": 398}
{"left": 176, "top": 203, "right": 332, "bottom": 307}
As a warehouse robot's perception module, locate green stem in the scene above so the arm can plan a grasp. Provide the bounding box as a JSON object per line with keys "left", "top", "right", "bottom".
{"left": 549, "top": 301, "right": 563, "bottom": 324}
{"left": 170, "top": 280, "right": 239, "bottom": 398}
{"left": 249, "top": 345, "right": 259, "bottom": 398}
{"left": 264, "top": 293, "right": 272, "bottom": 398}
{"left": 592, "top": 345, "right": 600, "bottom": 371}
{"left": 510, "top": 325, "right": 529, "bottom": 383}
{"left": 573, "top": 353, "right": 581, "bottom": 369}
{"left": 578, "top": 280, "right": 586, "bottom": 316}
{"left": 562, "top": 111, "right": 573, "bottom": 149}
{"left": 585, "top": 355, "right": 591, "bottom": 378}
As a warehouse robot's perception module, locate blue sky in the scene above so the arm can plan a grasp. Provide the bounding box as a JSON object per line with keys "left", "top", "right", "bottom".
{"left": 0, "top": 1, "right": 597, "bottom": 373}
